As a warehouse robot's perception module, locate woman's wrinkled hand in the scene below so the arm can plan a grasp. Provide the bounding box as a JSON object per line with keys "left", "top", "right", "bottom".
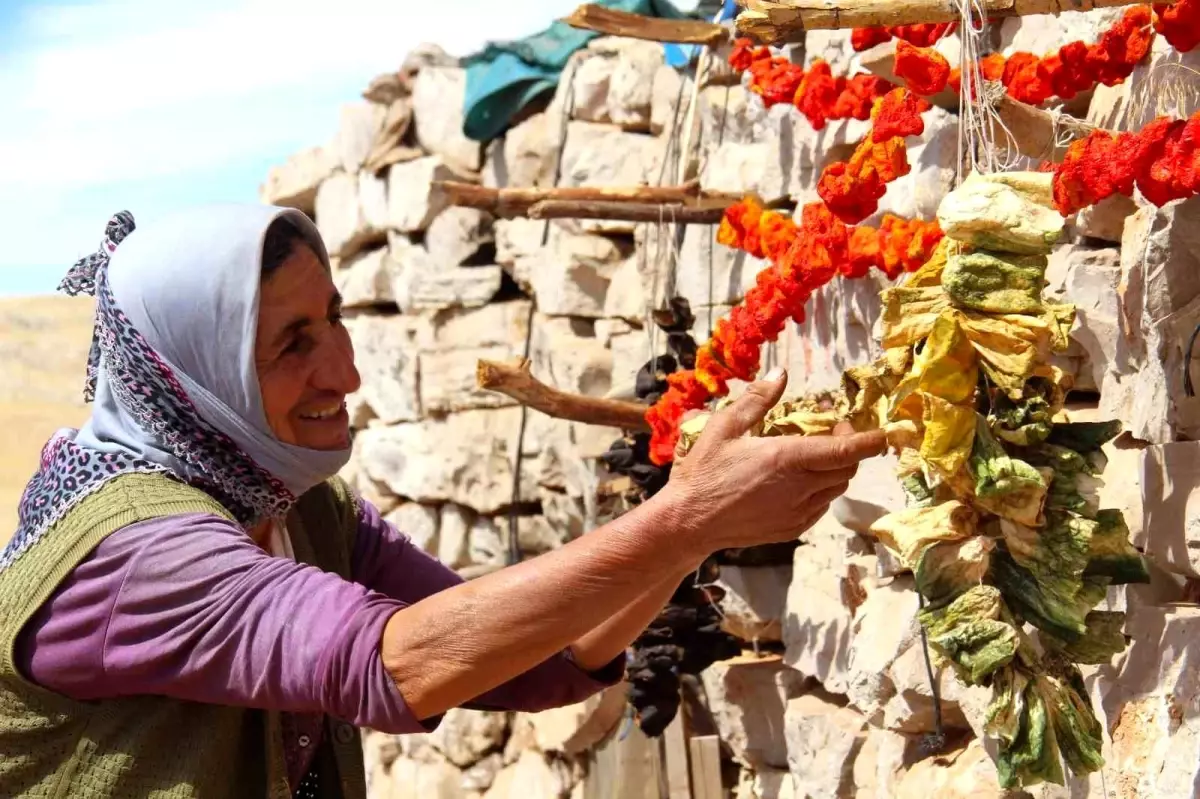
{"left": 660, "top": 367, "right": 887, "bottom": 555}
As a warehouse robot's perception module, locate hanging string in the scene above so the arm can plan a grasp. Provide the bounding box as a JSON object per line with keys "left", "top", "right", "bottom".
{"left": 506, "top": 63, "right": 577, "bottom": 567}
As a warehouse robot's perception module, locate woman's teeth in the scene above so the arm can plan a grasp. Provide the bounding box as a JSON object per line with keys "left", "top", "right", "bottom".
{"left": 300, "top": 405, "right": 342, "bottom": 420}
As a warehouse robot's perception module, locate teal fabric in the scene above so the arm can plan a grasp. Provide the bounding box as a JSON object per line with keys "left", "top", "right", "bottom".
{"left": 461, "top": 0, "right": 693, "bottom": 142}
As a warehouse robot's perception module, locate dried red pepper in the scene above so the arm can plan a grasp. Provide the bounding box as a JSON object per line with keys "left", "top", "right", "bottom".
{"left": 894, "top": 40, "right": 952, "bottom": 96}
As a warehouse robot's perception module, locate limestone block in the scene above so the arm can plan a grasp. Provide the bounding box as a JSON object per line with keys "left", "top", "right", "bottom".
{"left": 462, "top": 753, "right": 504, "bottom": 793}
{"left": 606, "top": 40, "right": 661, "bottom": 130}
{"left": 608, "top": 330, "right": 650, "bottom": 397}
{"left": 413, "top": 300, "right": 532, "bottom": 352}
{"left": 482, "top": 111, "right": 561, "bottom": 191}
{"left": 701, "top": 655, "right": 792, "bottom": 770}
{"left": 260, "top": 146, "right": 336, "bottom": 214}
{"left": 999, "top": 7, "right": 1134, "bottom": 59}
{"left": 602, "top": 256, "right": 647, "bottom": 322}
{"left": 537, "top": 489, "right": 587, "bottom": 545}
{"left": 513, "top": 227, "right": 631, "bottom": 315}
{"left": 1074, "top": 194, "right": 1138, "bottom": 244}
{"left": 530, "top": 315, "right": 614, "bottom": 398}
{"left": 315, "top": 171, "right": 388, "bottom": 258}
{"left": 558, "top": 122, "right": 664, "bottom": 234}
{"left": 412, "top": 67, "right": 482, "bottom": 174}
{"left": 483, "top": 750, "right": 572, "bottom": 799}
{"left": 892, "top": 740, "right": 1006, "bottom": 799}
{"left": 717, "top": 565, "right": 791, "bottom": 643}
{"left": 803, "top": 30, "right": 858, "bottom": 74}
{"left": 384, "top": 502, "right": 440, "bottom": 556}
{"left": 783, "top": 693, "right": 866, "bottom": 796}
{"left": 387, "top": 156, "right": 457, "bottom": 233}
{"left": 365, "top": 98, "right": 419, "bottom": 175}
{"left": 1141, "top": 442, "right": 1200, "bottom": 577}
{"left": 783, "top": 270, "right": 891, "bottom": 393}
{"left": 428, "top": 708, "right": 509, "bottom": 768}
{"left": 670, "top": 223, "right": 764, "bottom": 307}
{"left": 391, "top": 237, "right": 502, "bottom": 312}
{"left": 425, "top": 207, "right": 493, "bottom": 268}
{"left": 333, "top": 101, "right": 386, "bottom": 174}
{"left": 362, "top": 71, "right": 407, "bottom": 105}
{"left": 851, "top": 727, "right": 916, "bottom": 798}
{"left": 699, "top": 83, "right": 768, "bottom": 151}
{"left": 650, "top": 64, "right": 687, "bottom": 136}
{"left": 420, "top": 346, "right": 519, "bottom": 414}
{"left": 569, "top": 53, "right": 616, "bottom": 125}
{"left": 1044, "top": 244, "right": 1121, "bottom": 391}
{"left": 356, "top": 408, "right": 542, "bottom": 514}
{"left": 344, "top": 314, "right": 420, "bottom": 424}
{"left": 782, "top": 515, "right": 877, "bottom": 693}
{"left": 335, "top": 247, "right": 394, "bottom": 308}
{"left": 831, "top": 451, "right": 907, "bottom": 535}
{"left": 439, "top": 503, "right": 474, "bottom": 569}
{"left": 1092, "top": 604, "right": 1200, "bottom": 798}
{"left": 845, "top": 578, "right": 921, "bottom": 723}
{"left": 380, "top": 756, "right": 466, "bottom": 799}
{"left": 466, "top": 514, "right": 504, "bottom": 567}
{"left": 494, "top": 218, "right": 546, "bottom": 268}
{"left": 527, "top": 686, "right": 626, "bottom": 754}
{"left": 1099, "top": 199, "right": 1200, "bottom": 443}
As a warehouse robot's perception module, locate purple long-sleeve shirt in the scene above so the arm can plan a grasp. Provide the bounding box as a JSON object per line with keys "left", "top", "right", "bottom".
{"left": 15, "top": 499, "right": 622, "bottom": 788}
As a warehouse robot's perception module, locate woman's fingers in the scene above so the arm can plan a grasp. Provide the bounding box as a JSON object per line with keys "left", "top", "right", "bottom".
{"left": 772, "top": 428, "right": 887, "bottom": 472}
{"left": 698, "top": 369, "right": 788, "bottom": 443}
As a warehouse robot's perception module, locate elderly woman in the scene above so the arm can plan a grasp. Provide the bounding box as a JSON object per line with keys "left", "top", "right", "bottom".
{"left": 0, "top": 207, "right": 884, "bottom": 798}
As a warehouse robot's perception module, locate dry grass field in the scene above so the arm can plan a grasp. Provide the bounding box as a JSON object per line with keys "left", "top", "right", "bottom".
{"left": 0, "top": 295, "right": 95, "bottom": 536}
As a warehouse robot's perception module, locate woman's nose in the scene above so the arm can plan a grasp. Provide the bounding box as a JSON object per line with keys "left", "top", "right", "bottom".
{"left": 313, "top": 330, "right": 361, "bottom": 395}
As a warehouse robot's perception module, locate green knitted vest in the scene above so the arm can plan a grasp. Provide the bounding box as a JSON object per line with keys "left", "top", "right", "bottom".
{"left": 0, "top": 472, "right": 368, "bottom": 799}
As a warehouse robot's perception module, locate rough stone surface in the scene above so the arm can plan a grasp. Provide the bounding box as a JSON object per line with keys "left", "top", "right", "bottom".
{"left": 413, "top": 300, "right": 532, "bottom": 352}
{"left": 852, "top": 727, "right": 915, "bottom": 799}
{"left": 357, "top": 407, "right": 540, "bottom": 514}
{"left": 428, "top": 709, "right": 509, "bottom": 768}
{"left": 702, "top": 655, "right": 792, "bottom": 770}
{"left": 387, "top": 156, "right": 458, "bottom": 233}
{"left": 1099, "top": 199, "right": 1200, "bottom": 443}
{"left": 1045, "top": 244, "right": 1121, "bottom": 392}
{"left": 336, "top": 247, "right": 394, "bottom": 308}
{"left": 717, "top": 565, "right": 791, "bottom": 643}
{"left": 334, "top": 101, "right": 386, "bottom": 174}
{"left": 345, "top": 314, "right": 420, "bottom": 424}
{"left": 420, "top": 346, "right": 518, "bottom": 414}
{"left": 483, "top": 749, "right": 572, "bottom": 799}
{"left": 391, "top": 237, "right": 502, "bottom": 312}
{"left": 892, "top": 740, "right": 1007, "bottom": 799}
{"left": 1141, "top": 442, "right": 1200, "bottom": 578}
{"left": 315, "top": 170, "right": 388, "bottom": 258}
{"left": 783, "top": 514, "right": 877, "bottom": 694}
{"left": 439, "top": 503, "right": 473, "bottom": 569}
{"left": 383, "top": 502, "right": 440, "bottom": 555}
{"left": 527, "top": 686, "right": 626, "bottom": 754}
{"left": 783, "top": 693, "right": 866, "bottom": 797}
{"left": 412, "top": 67, "right": 482, "bottom": 174}
{"left": 483, "top": 112, "right": 560, "bottom": 190}
{"left": 260, "top": 146, "right": 336, "bottom": 214}
{"left": 425, "top": 207, "right": 493, "bottom": 268}
{"left": 784, "top": 271, "right": 891, "bottom": 393}
{"left": 558, "top": 122, "right": 664, "bottom": 234}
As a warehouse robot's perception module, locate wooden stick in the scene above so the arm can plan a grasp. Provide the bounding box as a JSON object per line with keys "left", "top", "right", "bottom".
{"left": 528, "top": 199, "right": 729, "bottom": 223}
{"left": 984, "top": 81, "right": 1100, "bottom": 163}
{"left": 434, "top": 180, "right": 705, "bottom": 215}
{"left": 563, "top": 4, "right": 729, "bottom": 45}
{"left": 735, "top": 0, "right": 1169, "bottom": 43}
{"left": 476, "top": 358, "right": 651, "bottom": 431}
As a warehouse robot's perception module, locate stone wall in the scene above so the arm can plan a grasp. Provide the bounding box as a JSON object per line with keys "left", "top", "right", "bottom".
{"left": 260, "top": 17, "right": 1200, "bottom": 799}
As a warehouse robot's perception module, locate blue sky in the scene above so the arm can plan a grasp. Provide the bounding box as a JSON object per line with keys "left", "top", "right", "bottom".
{"left": 0, "top": 0, "right": 612, "bottom": 296}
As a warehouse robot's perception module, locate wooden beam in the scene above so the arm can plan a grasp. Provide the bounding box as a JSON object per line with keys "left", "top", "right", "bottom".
{"left": 435, "top": 180, "right": 706, "bottom": 216}
{"left": 735, "top": 0, "right": 1168, "bottom": 44}
{"left": 662, "top": 713, "right": 692, "bottom": 799}
{"left": 564, "top": 4, "right": 729, "bottom": 46}
{"left": 985, "top": 80, "right": 1100, "bottom": 163}
{"left": 528, "top": 199, "right": 729, "bottom": 224}
{"left": 477, "top": 358, "right": 651, "bottom": 431}
{"left": 688, "top": 735, "right": 724, "bottom": 799}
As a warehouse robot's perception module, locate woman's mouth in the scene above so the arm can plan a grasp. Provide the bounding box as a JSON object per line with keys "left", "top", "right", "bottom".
{"left": 299, "top": 403, "right": 345, "bottom": 421}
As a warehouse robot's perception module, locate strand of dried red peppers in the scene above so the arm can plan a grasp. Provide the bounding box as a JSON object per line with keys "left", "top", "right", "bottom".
{"left": 1052, "top": 108, "right": 1200, "bottom": 213}
{"left": 851, "top": 22, "right": 958, "bottom": 52}
{"left": 729, "top": 39, "right": 893, "bottom": 129}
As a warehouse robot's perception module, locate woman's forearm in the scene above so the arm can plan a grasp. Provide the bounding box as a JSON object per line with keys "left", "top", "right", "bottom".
{"left": 567, "top": 568, "right": 693, "bottom": 671}
{"left": 380, "top": 486, "right": 702, "bottom": 720}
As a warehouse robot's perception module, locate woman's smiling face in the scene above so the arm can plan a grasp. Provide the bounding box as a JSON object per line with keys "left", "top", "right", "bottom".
{"left": 254, "top": 241, "right": 360, "bottom": 451}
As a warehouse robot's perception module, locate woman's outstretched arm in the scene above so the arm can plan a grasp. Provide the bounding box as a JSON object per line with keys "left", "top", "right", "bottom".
{"left": 380, "top": 372, "right": 886, "bottom": 720}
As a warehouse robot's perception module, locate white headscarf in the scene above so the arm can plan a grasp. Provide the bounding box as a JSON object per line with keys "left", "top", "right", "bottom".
{"left": 6, "top": 205, "right": 351, "bottom": 568}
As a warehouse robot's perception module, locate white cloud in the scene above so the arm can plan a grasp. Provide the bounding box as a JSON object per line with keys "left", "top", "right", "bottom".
{"left": 0, "top": 0, "right": 590, "bottom": 293}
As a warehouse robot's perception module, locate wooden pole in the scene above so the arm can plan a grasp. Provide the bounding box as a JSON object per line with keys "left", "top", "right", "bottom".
{"left": 735, "top": 0, "right": 1170, "bottom": 44}
{"left": 984, "top": 81, "right": 1100, "bottom": 163}
{"left": 563, "top": 4, "right": 729, "bottom": 46}
{"left": 434, "top": 180, "right": 706, "bottom": 216}
{"left": 527, "top": 199, "right": 729, "bottom": 224}
{"left": 476, "top": 358, "right": 651, "bottom": 431}
{"left": 687, "top": 736, "right": 724, "bottom": 799}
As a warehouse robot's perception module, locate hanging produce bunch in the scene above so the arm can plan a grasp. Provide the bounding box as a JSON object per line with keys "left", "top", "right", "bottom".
{"left": 849, "top": 171, "right": 1149, "bottom": 788}
{"left": 600, "top": 299, "right": 743, "bottom": 738}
